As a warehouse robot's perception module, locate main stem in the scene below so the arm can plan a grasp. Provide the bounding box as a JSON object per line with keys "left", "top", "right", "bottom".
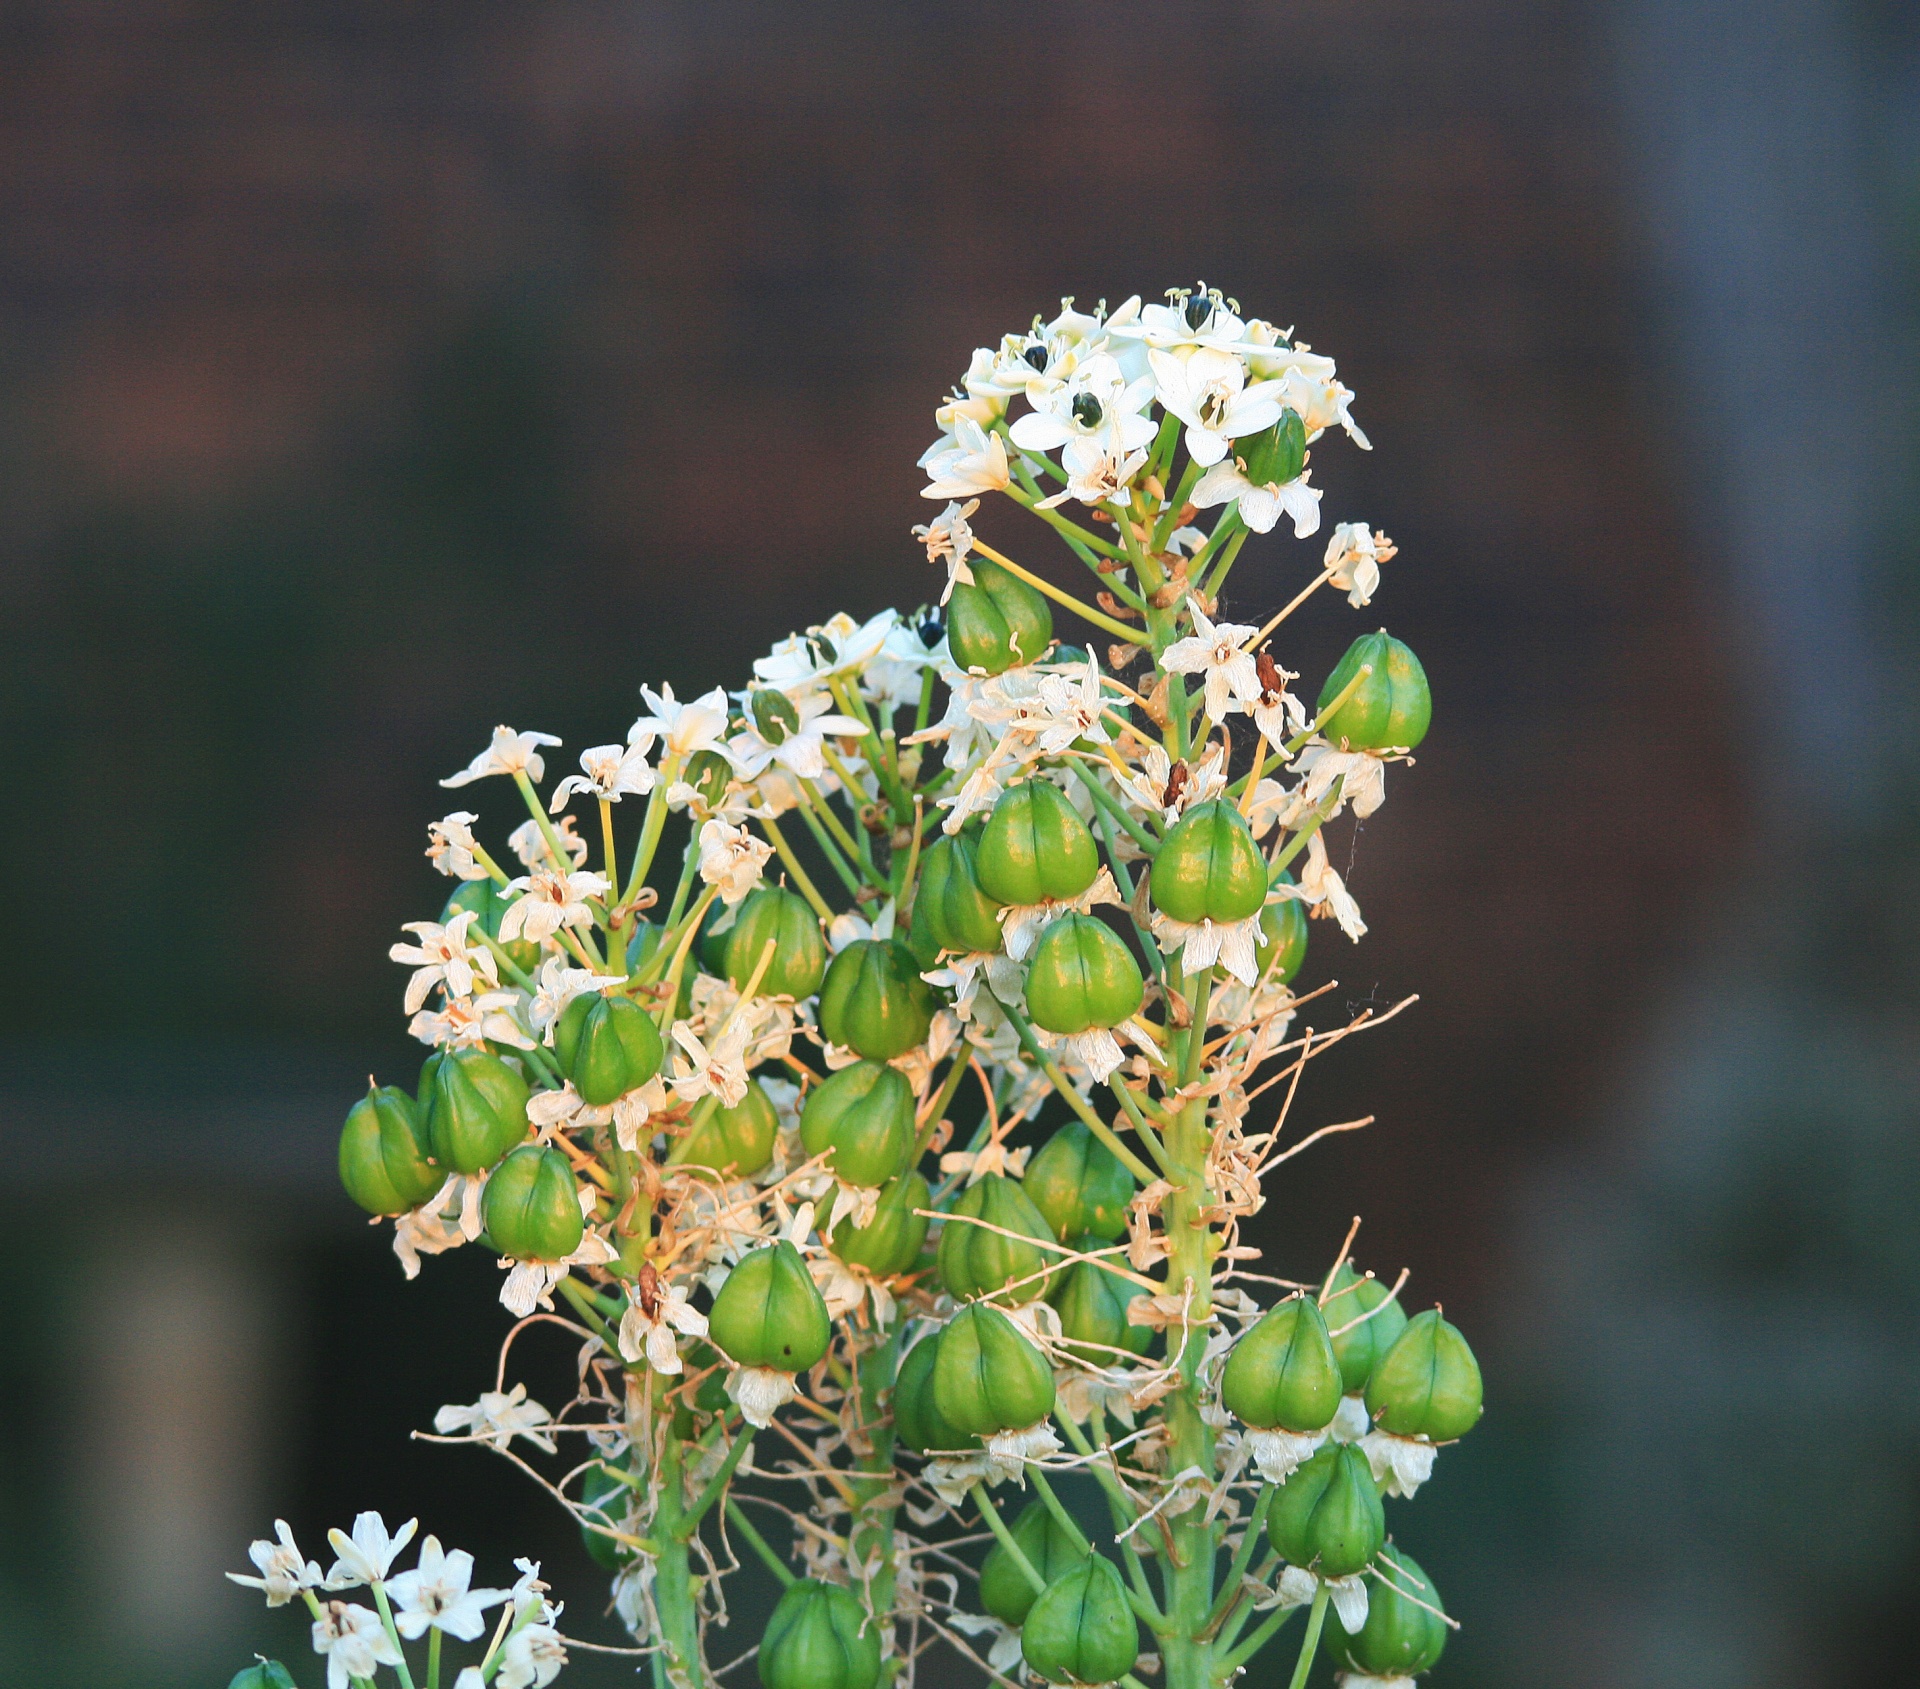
{"left": 651, "top": 1428, "right": 710, "bottom": 1689}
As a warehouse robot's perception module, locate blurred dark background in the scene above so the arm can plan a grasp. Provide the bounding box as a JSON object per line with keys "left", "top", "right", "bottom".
{"left": 0, "top": 2, "right": 1915, "bottom": 1686}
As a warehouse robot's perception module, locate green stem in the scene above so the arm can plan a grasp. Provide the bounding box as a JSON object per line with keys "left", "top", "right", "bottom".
{"left": 969, "top": 540, "right": 1146, "bottom": 645}
{"left": 651, "top": 1431, "right": 706, "bottom": 1689}
{"left": 369, "top": 1585, "right": 418, "bottom": 1689}
{"left": 991, "top": 993, "right": 1160, "bottom": 1183}
{"left": 1065, "top": 758, "right": 1159, "bottom": 853}
{"left": 758, "top": 813, "right": 835, "bottom": 920}
{"left": 1203, "top": 1486, "right": 1276, "bottom": 1633}
{"left": 623, "top": 771, "right": 675, "bottom": 907}
{"left": 792, "top": 795, "right": 866, "bottom": 899}
{"left": 427, "top": 1627, "right": 442, "bottom": 1689}
{"left": 1284, "top": 1581, "right": 1330, "bottom": 1687}
{"left": 726, "top": 1499, "right": 796, "bottom": 1586}
{"left": 680, "top": 1425, "right": 756, "bottom": 1533}
{"left": 973, "top": 1486, "right": 1044, "bottom": 1591}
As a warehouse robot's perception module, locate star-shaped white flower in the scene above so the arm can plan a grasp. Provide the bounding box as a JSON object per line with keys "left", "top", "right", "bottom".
{"left": 617, "top": 1274, "right": 710, "bottom": 1374}
{"left": 1008, "top": 352, "right": 1157, "bottom": 455}
{"left": 921, "top": 415, "right": 1010, "bottom": 500}
{"left": 425, "top": 811, "right": 490, "bottom": 881}
{"left": 1274, "top": 364, "right": 1370, "bottom": 449}
{"left": 1110, "top": 285, "right": 1248, "bottom": 350}
{"left": 912, "top": 499, "right": 980, "bottom": 604}
{"left": 498, "top": 867, "right": 609, "bottom": 946}
{"left": 1272, "top": 831, "right": 1367, "bottom": 941}
{"left": 440, "top": 726, "right": 561, "bottom": 789}
{"left": 1159, "top": 602, "right": 1262, "bottom": 724}
{"left": 408, "top": 990, "right": 531, "bottom": 1051}
{"left": 390, "top": 909, "right": 499, "bottom": 1014}
{"left": 324, "top": 1511, "right": 418, "bottom": 1588}
{"left": 312, "top": 1601, "right": 404, "bottom": 1689}
{"left": 669, "top": 1017, "right": 755, "bottom": 1109}
{"left": 1322, "top": 521, "right": 1396, "bottom": 607}
{"left": 631, "top": 683, "right": 731, "bottom": 762}
{"left": 433, "top": 1383, "right": 558, "bottom": 1454}
{"left": 1147, "top": 347, "right": 1284, "bottom": 467}
{"left": 549, "top": 741, "right": 656, "bottom": 811}
{"left": 698, "top": 818, "right": 774, "bottom": 906}
{"left": 496, "top": 1620, "right": 568, "bottom": 1689}
{"left": 1190, "top": 457, "right": 1322, "bottom": 538}
{"left": 1035, "top": 433, "right": 1150, "bottom": 511}
{"left": 387, "top": 1535, "right": 509, "bottom": 1641}
{"left": 226, "top": 1520, "right": 322, "bottom": 1606}
{"left": 727, "top": 693, "right": 865, "bottom": 784}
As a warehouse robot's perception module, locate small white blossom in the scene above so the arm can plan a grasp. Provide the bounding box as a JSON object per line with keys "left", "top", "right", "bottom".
{"left": 1359, "top": 1429, "right": 1438, "bottom": 1498}
{"left": 1190, "top": 457, "right": 1321, "bottom": 538}
{"left": 1008, "top": 352, "right": 1157, "bottom": 455}
{"left": 698, "top": 818, "right": 774, "bottom": 906}
{"left": 1159, "top": 603, "right": 1262, "bottom": 724}
{"left": 921, "top": 415, "right": 1010, "bottom": 499}
{"left": 390, "top": 909, "right": 499, "bottom": 1014}
{"left": 496, "top": 1621, "right": 568, "bottom": 1689}
{"left": 1147, "top": 347, "right": 1284, "bottom": 468}
{"left": 727, "top": 1364, "right": 800, "bottom": 1427}
{"left": 618, "top": 1276, "right": 710, "bottom": 1375}
{"left": 912, "top": 499, "right": 979, "bottom": 603}
{"left": 499, "top": 867, "right": 609, "bottom": 946}
{"left": 440, "top": 726, "right": 561, "bottom": 789}
{"left": 508, "top": 815, "right": 589, "bottom": 870}
{"left": 324, "top": 1511, "right": 418, "bottom": 1588}
{"left": 1272, "top": 832, "right": 1366, "bottom": 941}
{"left": 631, "top": 683, "right": 731, "bottom": 762}
{"left": 433, "top": 1384, "right": 558, "bottom": 1454}
{"left": 426, "top": 811, "right": 490, "bottom": 881}
{"left": 387, "top": 1535, "right": 509, "bottom": 1641}
{"left": 311, "top": 1601, "right": 404, "bottom": 1689}
{"left": 729, "top": 692, "right": 867, "bottom": 784}
{"left": 409, "top": 990, "right": 530, "bottom": 1051}
{"left": 1119, "top": 742, "right": 1228, "bottom": 824}
{"left": 1035, "top": 433, "right": 1148, "bottom": 511}
{"left": 549, "top": 741, "right": 656, "bottom": 811}
{"left": 227, "top": 1520, "right": 322, "bottom": 1606}
{"left": 669, "top": 1017, "right": 755, "bottom": 1109}
{"left": 525, "top": 960, "right": 625, "bottom": 1043}
{"left": 1322, "top": 522, "right": 1396, "bottom": 607}
{"left": 1274, "top": 363, "right": 1370, "bottom": 449}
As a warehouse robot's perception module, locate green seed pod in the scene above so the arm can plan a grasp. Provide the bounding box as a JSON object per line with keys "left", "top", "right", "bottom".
{"left": 422, "top": 1047, "right": 529, "bottom": 1175}
{"left": 1326, "top": 1548, "right": 1448, "bottom": 1679}
{"left": 892, "top": 1329, "right": 975, "bottom": 1454}
{"left": 976, "top": 779, "right": 1100, "bottom": 907}
{"left": 979, "top": 1501, "right": 1086, "bottom": 1627}
{"left": 751, "top": 688, "right": 802, "bottom": 746}
{"left": 1267, "top": 1443, "right": 1386, "bottom": 1578}
{"left": 1323, "top": 1261, "right": 1410, "bottom": 1393}
{"left": 1316, "top": 630, "right": 1432, "bottom": 752}
{"left": 904, "top": 883, "right": 942, "bottom": 969}
{"left": 759, "top": 1578, "right": 882, "bottom": 1689}
{"left": 932, "top": 1302, "right": 1055, "bottom": 1436}
{"left": 677, "top": 1079, "right": 780, "bottom": 1178}
{"left": 694, "top": 897, "right": 736, "bottom": 975}
{"left": 938, "top": 1175, "right": 1058, "bottom": 1305}
{"left": 947, "top": 557, "right": 1054, "bottom": 677}
{"left": 709, "top": 1240, "right": 832, "bottom": 1374}
{"left": 578, "top": 1459, "right": 636, "bottom": 1572}
{"left": 1261, "top": 887, "right": 1309, "bottom": 985}
{"left": 818, "top": 939, "right": 936, "bottom": 1061}
{"left": 228, "top": 1665, "right": 298, "bottom": 1689}
{"left": 1149, "top": 799, "right": 1269, "bottom": 927}
{"left": 799, "top": 1061, "right": 917, "bottom": 1188}
{"left": 1024, "top": 912, "right": 1144, "bottom": 1034}
{"left": 723, "top": 885, "right": 827, "bottom": 999}
{"left": 1049, "top": 1241, "right": 1152, "bottom": 1365}
{"left": 1366, "top": 1309, "right": 1483, "bottom": 1443}
{"left": 1221, "top": 1295, "right": 1342, "bottom": 1432}
{"left": 1020, "top": 1554, "right": 1139, "bottom": 1686}
{"left": 626, "top": 920, "right": 693, "bottom": 1016}
{"left": 1022, "top": 1121, "right": 1135, "bottom": 1243}
{"left": 916, "top": 831, "right": 1007, "bottom": 954}
{"left": 339, "top": 1083, "right": 441, "bottom": 1216}
{"left": 441, "top": 878, "right": 539, "bottom": 975}
{"left": 683, "top": 747, "right": 735, "bottom": 808}
{"left": 830, "top": 1172, "right": 931, "bottom": 1278}
{"left": 1236, "top": 408, "right": 1308, "bottom": 488}
{"left": 551, "top": 991, "right": 664, "bottom": 1107}
{"left": 481, "top": 1144, "right": 584, "bottom": 1262}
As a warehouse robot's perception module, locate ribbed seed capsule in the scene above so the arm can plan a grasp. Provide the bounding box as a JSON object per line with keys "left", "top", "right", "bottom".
{"left": 1022, "top": 1120, "right": 1135, "bottom": 1243}
{"left": 830, "top": 1172, "right": 930, "bottom": 1278}
{"left": 1149, "top": 799, "right": 1269, "bottom": 927}
{"left": 421, "top": 1048, "right": 529, "bottom": 1175}
{"left": 1023, "top": 913, "right": 1143, "bottom": 1034}
{"left": 916, "top": 832, "right": 1007, "bottom": 955}
{"left": 799, "top": 1061, "right": 916, "bottom": 1188}
{"left": 1222, "top": 1295, "right": 1343, "bottom": 1432}
{"left": 552, "top": 991, "right": 663, "bottom": 1107}
{"left": 1316, "top": 629, "right": 1432, "bottom": 751}
{"left": 978, "top": 1501, "right": 1086, "bottom": 1626}
{"left": 1322, "top": 1260, "right": 1410, "bottom": 1393}
{"left": 946, "top": 557, "right": 1054, "bottom": 677}
{"left": 722, "top": 885, "right": 827, "bottom": 999}
{"left": 892, "top": 1330, "right": 974, "bottom": 1454}
{"left": 937, "top": 1175, "right": 1058, "bottom": 1305}
{"left": 758, "top": 1579, "right": 882, "bottom": 1689}
{"left": 818, "top": 938, "right": 935, "bottom": 1060}
{"left": 1366, "top": 1309, "right": 1484, "bottom": 1442}
{"left": 675, "top": 1079, "right": 779, "bottom": 1178}
{"left": 1261, "top": 888, "right": 1310, "bottom": 985}
{"left": 976, "top": 780, "right": 1099, "bottom": 907}
{"left": 708, "top": 1241, "right": 832, "bottom": 1374}
{"left": 1020, "top": 1555, "right": 1139, "bottom": 1686}
{"left": 481, "top": 1144, "right": 584, "bottom": 1262}
{"left": 338, "top": 1083, "right": 441, "bottom": 1216}
{"left": 932, "top": 1303, "right": 1055, "bottom": 1436}
{"left": 1048, "top": 1240, "right": 1153, "bottom": 1365}
{"left": 228, "top": 1665, "right": 297, "bottom": 1689}
{"left": 1236, "top": 408, "right": 1307, "bottom": 488}
{"left": 1326, "top": 1548, "right": 1448, "bottom": 1679}
{"left": 1266, "top": 1443, "right": 1386, "bottom": 1579}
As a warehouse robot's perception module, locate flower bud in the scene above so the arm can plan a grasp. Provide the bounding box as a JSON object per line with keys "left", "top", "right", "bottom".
{"left": 938, "top": 1175, "right": 1058, "bottom": 1305}
{"left": 1149, "top": 799, "right": 1268, "bottom": 927}
{"left": 1325, "top": 1548, "right": 1448, "bottom": 1680}
{"left": 677, "top": 1079, "right": 779, "bottom": 1178}
{"left": 979, "top": 1501, "right": 1086, "bottom": 1627}
{"left": 1262, "top": 886, "right": 1309, "bottom": 985}
{"left": 682, "top": 747, "right": 734, "bottom": 807}
{"left": 1266, "top": 1443, "right": 1386, "bottom": 1579}
{"left": 1365, "top": 1310, "right": 1482, "bottom": 1443}
{"left": 799, "top": 1060, "right": 916, "bottom": 1188}
{"left": 1222, "top": 1295, "right": 1342, "bottom": 1432}
{"left": 916, "top": 831, "right": 1007, "bottom": 955}
{"left": 481, "top": 1144, "right": 584, "bottom": 1262}
{"left": 892, "top": 1328, "right": 974, "bottom": 1454}
{"left": 719, "top": 885, "right": 826, "bottom": 999}
{"left": 818, "top": 938, "right": 935, "bottom": 1061}
{"left": 422, "top": 1047, "right": 530, "bottom": 1175}
{"left": 947, "top": 557, "right": 1054, "bottom": 677}
{"left": 1020, "top": 1554, "right": 1139, "bottom": 1686}
{"left": 1049, "top": 1241, "right": 1152, "bottom": 1365}
{"left": 228, "top": 1665, "right": 297, "bottom": 1689}
{"left": 750, "top": 688, "right": 802, "bottom": 746}
{"left": 709, "top": 1240, "right": 832, "bottom": 1374}
{"left": 830, "top": 1172, "right": 931, "bottom": 1278}
{"left": 976, "top": 779, "right": 1099, "bottom": 907}
{"left": 442, "top": 878, "right": 538, "bottom": 976}
{"left": 1316, "top": 630, "right": 1431, "bottom": 752}
{"left": 1024, "top": 913, "right": 1143, "bottom": 1034}
{"left": 1236, "top": 409, "right": 1307, "bottom": 488}
{"left": 933, "top": 1302, "right": 1055, "bottom": 1436}
{"left": 578, "top": 1458, "right": 636, "bottom": 1572}
{"left": 759, "top": 1578, "right": 883, "bottom": 1689}
{"left": 1322, "top": 1261, "right": 1409, "bottom": 1393}
{"left": 1022, "top": 1121, "right": 1134, "bottom": 1243}
{"left": 552, "top": 991, "right": 664, "bottom": 1107}
{"left": 339, "top": 1083, "right": 441, "bottom": 1216}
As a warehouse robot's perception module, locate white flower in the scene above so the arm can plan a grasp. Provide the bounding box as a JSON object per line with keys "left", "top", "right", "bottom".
{"left": 509, "top": 1557, "right": 554, "bottom": 1622}
{"left": 1159, "top": 602, "right": 1262, "bottom": 724}
{"left": 1359, "top": 1429, "right": 1438, "bottom": 1498}
{"left": 1247, "top": 653, "right": 1311, "bottom": 755}
{"left": 1041, "top": 1025, "right": 1128, "bottom": 1082}
{"left": 1325, "top": 1572, "right": 1372, "bottom": 1635}
{"left": 390, "top": 909, "right": 499, "bottom": 1014}
{"left": 496, "top": 1621, "right": 568, "bottom": 1689}
{"left": 967, "top": 658, "right": 1111, "bottom": 758}
{"left": 727, "top": 693, "right": 865, "bottom": 785}
{"left": 726, "top": 1364, "right": 800, "bottom": 1427}
{"left": 311, "top": 1601, "right": 404, "bottom": 1689}
{"left": 751, "top": 609, "right": 899, "bottom": 694}
{"left": 1244, "top": 1427, "right": 1328, "bottom": 1484}
{"left": 426, "top": 811, "right": 491, "bottom": 881}
{"left": 618, "top": 1273, "right": 710, "bottom": 1374}
{"left": 1146, "top": 347, "right": 1283, "bottom": 468}
{"left": 698, "top": 818, "right": 773, "bottom": 906}
{"left": 227, "top": 1520, "right": 322, "bottom": 1606}
{"left": 1034, "top": 433, "right": 1149, "bottom": 511}
{"left": 498, "top": 868, "right": 609, "bottom": 946}
{"left": 1291, "top": 742, "right": 1388, "bottom": 820}
{"left": 508, "top": 814, "right": 588, "bottom": 870}
{"left": 912, "top": 499, "right": 979, "bottom": 604}
{"left": 387, "top": 1535, "right": 509, "bottom": 1641}
{"left": 1273, "top": 363, "right": 1370, "bottom": 449}
{"left": 1150, "top": 910, "right": 1265, "bottom": 987}
{"left": 631, "top": 683, "right": 731, "bottom": 762}
{"left": 1112, "top": 286, "right": 1248, "bottom": 350}
{"left": 1190, "top": 457, "right": 1322, "bottom": 538}
{"left": 1272, "top": 832, "right": 1366, "bottom": 941}
{"left": 324, "top": 1511, "right": 418, "bottom": 1589}
{"left": 433, "top": 1383, "right": 558, "bottom": 1454}
{"left": 864, "top": 618, "right": 946, "bottom": 712}
{"left": 1322, "top": 522, "right": 1396, "bottom": 607}
{"left": 440, "top": 726, "right": 562, "bottom": 789}
{"left": 669, "top": 1017, "right": 755, "bottom": 1109}
{"left": 498, "top": 1216, "right": 618, "bottom": 1319}
{"left": 525, "top": 960, "right": 624, "bottom": 1044}
{"left": 549, "top": 741, "right": 656, "bottom": 811}
{"left": 921, "top": 415, "right": 1010, "bottom": 499}
{"left": 409, "top": 990, "right": 531, "bottom": 1051}
{"left": 1118, "top": 742, "right": 1228, "bottom": 824}
{"left": 1008, "top": 352, "right": 1156, "bottom": 455}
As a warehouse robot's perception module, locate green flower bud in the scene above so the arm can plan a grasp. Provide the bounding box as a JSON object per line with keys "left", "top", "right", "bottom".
{"left": 723, "top": 886, "right": 827, "bottom": 999}
{"left": 1022, "top": 1120, "right": 1134, "bottom": 1243}
{"left": 976, "top": 779, "right": 1099, "bottom": 907}
{"left": 892, "top": 1329, "right": 974, "bottom": 1454}
{"left": 1316, "top": 630, "right": 1432, "bottom": 752}
{"left": 1020, "top": 1554, "right": 1139, "bottom": 1686}
{"left": 932, "top": 1302, "right": 1055, "bottom": 1436}
{"left": 1326, "top": 1548, "right": 1448, "bottom": 1680}
{"left": 677, "top": 1079, "right": 780, "bottom": 1178}
{"left": 799, "top": 1061, "right": 916, "bottom": 1188}
{"left": 938, "top": 1175, "right": 1058, "bottom": 1305}
{"left": 442, "top": 878, "right": 538, "bottom": 976}
{"left": 1048, "top": 1241, "right": 1152, "bottom": 1365}
{"left": 422, "top": 1047, "right": 529, "bottom": 1175}
{"left": 339, "top": 1083, "right": 441, "bottom": 1216}
{"left": 830, "top": 1172, "right": 931, "bottom": 1279}
{"left": 481, "top": 1144, "right": 584, "bottom": 1262}
{"left": 1221, "top": 1295, "right": 1342, "bottom": 1433}
{"left": 947, "top": 557, "right": 1054, "bottom": 677}
{"left": 578, "top": 1459, "right": 636, "bottom": 1572}
{"left": 551, "top": 991, "right": 664, "bottom": 1107}
{"left": 916, "top": 831, "right": 1007, "bottom": 955}
{"left": 818, "top": 939, "right": 935, "bottom": 1061}
{"left": 709, "top": 1240, "right": 831, "bottom": 1374}
{"left": 1024, "top": 913, "right": 1143, "bottom": 1034}
{"left": 1149, "top": 799, "right": 1268, "bottom": 927}
{"left": 751, "top": 688, "right": 802, "bottom": 746}
{"left": 1235, "top": 409, "right": 1307, "bottom": 488}
{"left": 979, "top": 1501, "right": 1085, "bottom": 1627}
{"left": 228, "top": 1665, "right": 297, "bottom": 1689}
{"left": 1261, "top": 887, "right": 1309, "bottom": 985}
{"left": 1323, "top": 1261, "right": 1409, "bottom": 1393}
{"left": 1267, "top": 1443, "right": 1385, "bottom": 1578}
{"left": 759, "top": 1578, "right": 882, "bottom": 1689}
{"left": 1365, "top": 1309, "right": 1483, "bottom": 1442}
{"left": 683, "top": 748, "right": 734, "bottom": 807}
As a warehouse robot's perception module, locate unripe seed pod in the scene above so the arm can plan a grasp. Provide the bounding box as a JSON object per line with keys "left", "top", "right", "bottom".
{"left": 933, "top": 1302, "right": 1055, "bottom": 1436}
{"left": 1267, "top": 1443, "right": 1386, "bottom": 1579}
{"left": 976, "top": 780, "right": 1100, "bottom": 907}
{"left": 626, "top": 920, "right": 693, "bottom": 1016}
{"left": 682, "top": 747, "right": 734, "bottom": 808}
{"left": 938, "top": 1175, "right": 1058, "bottom": 1305}
{"left": 892, "top": 1329, "right": 974, "bottom": 1454}
{"left": 339, "top": 1083, "right": 441, "bottom": 1215}
{"left": 1261, "top": 886, "right": 1310, "bottom": 985}
{"left": 750, "top": 688, "right": 802, "bottom": 746}
{"left": 1222, "top": 1295, "right": 1342, "bottom": 1432}
{"left": 799, "top": 1061, "right": 916, "bottom": 1188}
{"left": 1326, "top": 1548, "right": 1448, "bottom": 1679}
{"left": 1022, "top": 1120, "right": 1135, "bottom": 1243}
{"left": 1322, "top": 1260, "right": 1409, "bottom": 1393}
{"left": 1236, "top": 408, "right": 1308, "bottom": 488}
{"left": 709, "top": 1240, "right": 832, "bottom": 1375}
{"left": 1020, "top": 1555, "right": 1139, "bottom": 1686}
{"left": 578, "top": 1459, "right": 636, "bottom": 1572}
{"left": 1024, "top": 913, "right": 1143, "bottom": 1034}
{"left": 422, "top": 1047, "right": 529, "bottom": 1175}
{"left": 1365, "top": 1309, "right": 1483, "bottom": 1443}
{"left": 442, "top": 878, "right": 539, "bottom": 976}
{"left": 723, "top": 885, "right": 826, "bottom": 999}
{"left": 979, "top": 1501, "right": 1087, "bottom": 1627}
{"left": 481, "top": 1144, "right": 584, "bottom": 1262}
{"left": 830, "top": 1172, "right": 931, "bottom": 1279}
{"left": 1149, "top": 799, "right": 1269, "bottom": 927}
{"left": 758, "top": 1578, "right": 882, "bottom": 1689}
{"left": 552, "top": 991, "right": 664, "bottom": 1107}
{"left": 677, "top": 1079, "right": 780, "bottom": 1178}
{"left": 1316, "top": 630, "right": 1432, "bottom": 751}
{"left": 946, "top": 557, "right": 1054, "bottom": 677}
{"left": 818, "top": 939, "right": 935, "bottom": 1061}
{"left": 228, "top": 1665, "right": 298, "bottom": 1689}
{"left": 916, "top": 832, "right": 1007, "bottom": 955}
{"left": 1049, "top": 1240, "right": 1152, "bottom": 1365}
